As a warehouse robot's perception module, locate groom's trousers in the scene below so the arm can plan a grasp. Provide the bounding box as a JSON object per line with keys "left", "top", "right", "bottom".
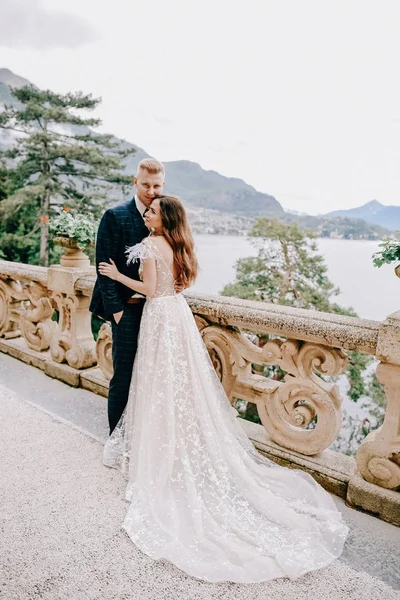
{"left": 108, "top": 301, "right": 145, "bottom": 434}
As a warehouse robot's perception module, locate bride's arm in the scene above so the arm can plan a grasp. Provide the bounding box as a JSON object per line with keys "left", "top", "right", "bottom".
{"left": 98, "top": 258, "right": 157, "bottom": 297}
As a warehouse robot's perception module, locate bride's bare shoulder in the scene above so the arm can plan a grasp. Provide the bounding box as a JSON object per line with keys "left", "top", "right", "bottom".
{"left": 146, "top": 235, "right": 162, "bottom": 247}
{"left": 149, "top": 236, "right": 172, "bottom": 253}
{"left": 149, "top": 236, "right": 174, "bottom": 268}
{"left": 143, "top": 236, "right": 161, "bottom": 251}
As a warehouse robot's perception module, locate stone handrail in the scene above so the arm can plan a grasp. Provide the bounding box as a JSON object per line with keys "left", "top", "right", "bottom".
{"left": 0, "top": 259, "right": 399, "bottom": 503}
{"left": 185, "top": 293, "right": 381, "bottom": 355}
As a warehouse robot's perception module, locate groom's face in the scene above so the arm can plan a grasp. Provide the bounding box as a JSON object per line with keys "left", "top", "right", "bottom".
{"left": 134, "top": 169, "right": 165, "bottom": 208}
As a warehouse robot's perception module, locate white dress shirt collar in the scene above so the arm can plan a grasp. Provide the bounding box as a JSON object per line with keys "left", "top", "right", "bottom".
{"left": 135, "top": 195, "right": 147, "bottom": 219}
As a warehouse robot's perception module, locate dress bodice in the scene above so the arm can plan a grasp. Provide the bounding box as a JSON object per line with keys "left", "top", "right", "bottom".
{"left": 126, "top": 238, "right": 176, "bottom": 299}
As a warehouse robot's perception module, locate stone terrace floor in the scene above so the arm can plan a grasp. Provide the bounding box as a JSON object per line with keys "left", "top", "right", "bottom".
{"left": 0, "top": 353, "right": 399, "bottom": 600}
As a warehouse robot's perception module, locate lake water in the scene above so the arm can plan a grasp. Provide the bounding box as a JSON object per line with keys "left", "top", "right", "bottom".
{"left": 192, "top": 235, "right": 400, "bottom": 322}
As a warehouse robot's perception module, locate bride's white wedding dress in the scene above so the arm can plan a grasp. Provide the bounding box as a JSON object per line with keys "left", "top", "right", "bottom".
{"left": 103, "top": 237, "right": 348, "bottom": 583}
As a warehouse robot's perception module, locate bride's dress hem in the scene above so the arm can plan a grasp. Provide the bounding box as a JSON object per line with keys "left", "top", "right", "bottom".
{"left": 120, "top": 520, "right": 343, "bottom": 584}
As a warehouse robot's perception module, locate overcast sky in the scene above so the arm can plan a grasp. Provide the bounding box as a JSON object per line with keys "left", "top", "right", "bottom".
{"left": 1, "top": 0, "right": 399, "bottom": 214}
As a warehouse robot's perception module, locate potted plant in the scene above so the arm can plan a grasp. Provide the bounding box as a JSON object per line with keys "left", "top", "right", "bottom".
{"left": 49, "top": 207, "right": 97, "bottom": 269}
{"left": 372, "top": 234, "right": 400, "bottom": 277}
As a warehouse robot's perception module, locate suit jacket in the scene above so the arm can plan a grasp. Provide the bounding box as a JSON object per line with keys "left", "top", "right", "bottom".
{"left": 89, "top": 198, "right": 150, "bottom": 320}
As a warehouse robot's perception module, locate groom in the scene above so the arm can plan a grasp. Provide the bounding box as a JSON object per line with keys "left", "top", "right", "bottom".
{"left": 90, "top": 158, "right": 165, "bottom": 434}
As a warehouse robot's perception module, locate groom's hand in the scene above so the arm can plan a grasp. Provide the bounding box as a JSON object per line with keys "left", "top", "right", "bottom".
{"left": 113, "top": 310, "right": 123, "bottom": 324}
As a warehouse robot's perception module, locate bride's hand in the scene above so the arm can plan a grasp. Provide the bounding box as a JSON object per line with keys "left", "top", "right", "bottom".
{"left": 98, "top": 259, "right": 121, "bottom": 281}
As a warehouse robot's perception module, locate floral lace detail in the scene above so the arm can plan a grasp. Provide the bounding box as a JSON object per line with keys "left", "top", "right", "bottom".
{"left": 104, "top": 253, "right": 349, "bottom": 583}
{"left": 125, "top": 238, "right": 176, "bottom": 298}
{"left": 125, "top": 237, "right": 158, "bottom": 265}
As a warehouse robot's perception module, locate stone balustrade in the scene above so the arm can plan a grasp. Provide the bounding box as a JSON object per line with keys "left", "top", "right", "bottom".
{"left": 0, "top": 259, "right": 399, "bottom": 526}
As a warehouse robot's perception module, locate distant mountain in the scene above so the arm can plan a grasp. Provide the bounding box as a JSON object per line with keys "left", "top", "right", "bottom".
{"left": 159, "top": 160, "right": 282, "bottom": 216}
{"left": 283, "top": 212, "right": 390, "bottom": 240}
{"left": 0, "top": 68, "right": 283, "bottom": 218}
{"left": 0, "top": 69, "right": 33, "bottom": 150}
{"left": 0, "top": 68, "right": 393, "bottom": 239}
{"left": 326, "top": 200, "right": 400, "bottom": 231}
{"left": 0, "top": 68, "right": 32, "bottom": 106}
{"left": 0, "top": 68, "right": 31, "bottom": 88}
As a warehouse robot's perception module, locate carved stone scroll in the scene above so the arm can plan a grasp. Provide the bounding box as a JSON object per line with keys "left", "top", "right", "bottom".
{"left": 96, "top": 323, "right": 113, "bottom": 380}
{"left": 199, "top": 323, "right": 348, "bottom": 455}
{"left": 50, "top": 292, "right": 96, "bottom": 369}
{"left": 19, "top": 282, "right": 56, "bottom": 351}
{"left": 258, "top": 339, "right": 347, "bottom": 455}
{"left": 0, "top": 278, "right": 26, "bottom": 339}
{"left": 356, "top": 362, "right": 400, "bottom": 490}
{"left": 200, "top": 326, "right": 246, "bottom": 400}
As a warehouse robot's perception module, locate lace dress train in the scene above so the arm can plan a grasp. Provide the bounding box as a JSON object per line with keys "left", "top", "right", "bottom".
{"left": 103, "top": 238, "right": 348, "bottom": 583}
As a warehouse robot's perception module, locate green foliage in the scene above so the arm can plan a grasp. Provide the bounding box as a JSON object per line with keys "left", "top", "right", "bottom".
{"left": 332, "top": 414, "right": 372, "bottom": 456}
{"left": 0, "top": 85, "right": 134, "bottom": 266}
{"left": 222, "top": 219, "right": 341, "bottom": 309}
{"left": 366, "top": 372, "right": 386, "bottom": 425}
{"left": 49, "top": 208, "right": 97, "bottom": 250}
{"left": 346, "top": 351, "right": 372, "bottom": 401}
{"left": 331, "top": 370, "right": 386, "bottom": 456}
{"left": 222, "top": 218, "right": 380, "bottom": 433}
{"left": 91, "top": 314, "right": 104, "bottom": 342}
{"left": 372, "top": 235, "right": 400, "bottom": 267}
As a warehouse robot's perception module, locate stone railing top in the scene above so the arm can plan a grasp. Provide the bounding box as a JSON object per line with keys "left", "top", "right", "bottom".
{"left": 0, "top": 260, "right": 382, "bottom": 355}
{"left": 185, "top": 292, "right": 380, "bottom": 355}
{"left": 0, "top": 259, "right": 49, "bottom": 287}
{"left": 75, "top": 271, "right": 96, "bottom": 296}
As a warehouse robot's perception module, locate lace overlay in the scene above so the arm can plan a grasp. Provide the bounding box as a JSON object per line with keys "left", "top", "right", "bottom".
{"left": 104, "top": 239, "right": 348, "bottom": 583}
{"left": 125, "top": 237, "right": 176, "bottom": 298}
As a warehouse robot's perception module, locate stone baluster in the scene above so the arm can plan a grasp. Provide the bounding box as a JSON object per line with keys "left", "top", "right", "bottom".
{"left": 0, "top": 277, "right": 27, "bottom": 339}
{"left": 356, "top": 311, "right": 400, "bottom": 489}
{"left": 48, "top": 265, "right": 96, "bottom": 370}
{"left": 0, "top": 262, "right": 54, "bottom": 348}
{"left": 19, "top": 282, "right": 56, "bottom": 351}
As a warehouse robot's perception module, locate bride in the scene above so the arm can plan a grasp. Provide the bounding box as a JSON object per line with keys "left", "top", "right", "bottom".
{"left": 98, "top": 195, "right": 348, "bottom": 584}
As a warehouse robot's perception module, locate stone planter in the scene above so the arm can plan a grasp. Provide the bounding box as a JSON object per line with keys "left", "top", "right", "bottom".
{"left": 53, "top": 236, "right": 91, "bottom": 269}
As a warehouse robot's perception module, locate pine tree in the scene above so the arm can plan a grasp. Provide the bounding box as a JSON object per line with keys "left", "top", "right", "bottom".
{"left": 223, "top": 218, "right": 343, "bottom": 311}
{"left": 0, "top": 86, "right": 135, "bottom": 265}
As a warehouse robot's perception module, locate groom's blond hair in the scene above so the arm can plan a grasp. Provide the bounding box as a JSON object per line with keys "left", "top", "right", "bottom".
{"left": 136, "top": 158, "right": 165, "bottom": 177}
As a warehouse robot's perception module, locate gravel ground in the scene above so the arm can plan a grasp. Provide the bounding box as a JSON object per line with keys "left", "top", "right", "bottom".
{"left": 1, "top": 382, "right": 399, "bottom": 600}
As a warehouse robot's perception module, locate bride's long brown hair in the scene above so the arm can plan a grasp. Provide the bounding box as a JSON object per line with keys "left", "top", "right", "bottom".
{"left": 157, "top": 195, "right": 199, "bottom": 287}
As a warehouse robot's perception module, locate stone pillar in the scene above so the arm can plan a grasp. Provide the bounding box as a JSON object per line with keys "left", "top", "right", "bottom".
{"left": 48, "top": 266, "right": 96, "bottom": 370}
{"left": 356, "top": 311, "right": 400, "bottom": 489}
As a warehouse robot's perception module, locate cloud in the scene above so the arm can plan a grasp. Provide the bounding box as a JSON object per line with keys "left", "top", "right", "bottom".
{"left": 0, "top": 0, "right": 98, "bottom": 49}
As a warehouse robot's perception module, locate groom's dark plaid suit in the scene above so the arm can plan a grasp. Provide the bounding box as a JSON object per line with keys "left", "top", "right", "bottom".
{"left": 90, "top": 198, "right": 149, "bottom": 433}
